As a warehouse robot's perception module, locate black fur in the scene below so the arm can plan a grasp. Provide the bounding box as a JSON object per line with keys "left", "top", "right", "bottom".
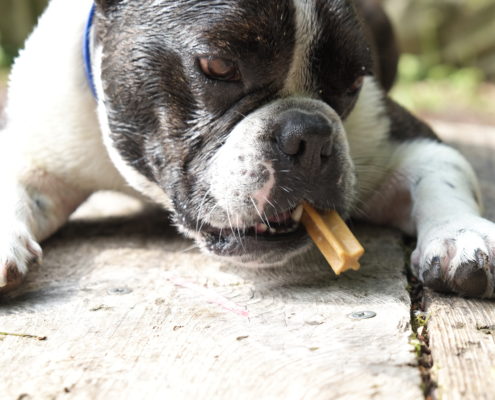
{"left": 353, "top": 0, "right": 399, "bottom": 92}
{"left": 313, "top": 0, "right": 373, "bottom": 117}
{"left": 94, "top": 0, "right": 424, "bottom": 261}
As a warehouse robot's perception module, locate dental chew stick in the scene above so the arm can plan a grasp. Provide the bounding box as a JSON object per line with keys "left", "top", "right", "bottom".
{"left": 301, "top": 203, "right": 364, "bottom": 275}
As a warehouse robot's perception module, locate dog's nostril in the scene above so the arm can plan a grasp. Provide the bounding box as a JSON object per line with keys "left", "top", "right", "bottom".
{"left": 321, "top": 138, "right": 333, "bottom": 157}
{"left": 294, "top": 140, "right": 306, "bottom": 158}
{"left": 275, "top": 110, "right": 334, "bottom": 173}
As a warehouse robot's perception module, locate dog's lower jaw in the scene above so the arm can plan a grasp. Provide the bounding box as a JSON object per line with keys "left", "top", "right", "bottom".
{"left": 175, "top": 219, "right": 313, "bottom": 267}
{"left": 200, "top": 236, "right": 314, "bottom": 268}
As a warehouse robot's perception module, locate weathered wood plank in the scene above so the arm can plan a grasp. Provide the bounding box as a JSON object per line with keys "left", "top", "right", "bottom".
{"left": 425, "top": 294, "right": 495, "bottom": 400}
{"left": 0, "top": 191, "right": 422, "bottom": 399}
{"left": 425, "top": 121, "right": 495, "bottom": 400}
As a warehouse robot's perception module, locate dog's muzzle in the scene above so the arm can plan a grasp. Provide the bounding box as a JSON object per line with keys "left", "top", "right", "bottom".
{"left": 182, "top": 98, "right": 356, "bottom": 265}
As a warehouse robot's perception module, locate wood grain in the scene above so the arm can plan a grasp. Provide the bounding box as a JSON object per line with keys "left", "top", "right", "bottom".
{"left": 425, "top": 293, "right": 495, "bottom": 400}
{"left": 0, "top": 192, "right": 422, "bottom": 399}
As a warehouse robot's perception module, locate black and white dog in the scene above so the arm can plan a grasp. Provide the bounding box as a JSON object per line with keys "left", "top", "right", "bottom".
{"left": 1, "top": 0, "right": 494, "bottom": 297}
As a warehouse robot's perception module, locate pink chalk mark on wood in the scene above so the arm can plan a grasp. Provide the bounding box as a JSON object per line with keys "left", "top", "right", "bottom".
{"left": 169, "top": 276, "right": 250, "bottom": 318}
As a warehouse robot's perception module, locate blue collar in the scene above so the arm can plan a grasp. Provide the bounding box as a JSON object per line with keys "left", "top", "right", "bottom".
{"left": 83, "top": 3, "right": 98, "bottom": 99}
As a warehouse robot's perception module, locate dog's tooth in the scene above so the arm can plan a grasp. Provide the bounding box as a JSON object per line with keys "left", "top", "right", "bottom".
{"left": 291, "top": 204, "right": 304, "bottom": 222}
{"left": 255, "top": 223, "right": 268, "bottom": 234}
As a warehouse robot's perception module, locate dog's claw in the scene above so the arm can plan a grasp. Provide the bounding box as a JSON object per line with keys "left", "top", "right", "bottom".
{"left": 0, "top": 228, "right": 42, "bottom": 293}
{"left": 451, "top": 250, "right": 490, "bottom": 297}
{"left": 0, "top": 262, "right": 25, "bottom": 291}
{"left": 422, "top": 256, "right": 450, "bottom": 293}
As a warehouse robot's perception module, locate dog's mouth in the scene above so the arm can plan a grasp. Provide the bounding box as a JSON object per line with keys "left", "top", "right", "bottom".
{"left": 197, "top": 204, "right": 311, "bottom": 261}
{"left": 206, "top": 204, "right": 304, "bottom": 238}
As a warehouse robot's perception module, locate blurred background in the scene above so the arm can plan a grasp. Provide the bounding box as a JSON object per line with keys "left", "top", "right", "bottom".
{"left": 0, "top": 0, "right": 494, "bottom": 124}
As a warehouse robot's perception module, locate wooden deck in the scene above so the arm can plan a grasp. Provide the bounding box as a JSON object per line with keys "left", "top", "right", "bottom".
{"left": 0, "top": 119, "right": 494, "bottom": 399}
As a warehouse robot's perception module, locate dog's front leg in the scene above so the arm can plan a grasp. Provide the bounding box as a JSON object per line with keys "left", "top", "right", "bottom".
{"left": 364, "top": 139, "right": 495, "bottom": 297}
{"left": 0, "top": 0, "right": 135, "bottom": 291}
{"left": 0, "top": 133, "right": 93, "bottom": 290}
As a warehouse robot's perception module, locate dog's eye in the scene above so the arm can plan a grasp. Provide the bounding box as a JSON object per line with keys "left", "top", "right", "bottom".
{"left": 347, "top": 76, "right": 364, "bottom": 96}
{"left": 198, "top": 56, "right": 241, "bottom": 82}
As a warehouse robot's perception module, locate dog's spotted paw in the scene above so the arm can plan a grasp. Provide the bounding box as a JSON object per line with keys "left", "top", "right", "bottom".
{"left": 0, "top": 224, "right": 42, "bottom": 292}
{"left": 411, "top": 216, "right": 495, "bottom": 298}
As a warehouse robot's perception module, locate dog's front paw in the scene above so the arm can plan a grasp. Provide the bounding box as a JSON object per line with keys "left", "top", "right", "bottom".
{"left": 0, "top": 224, "right": 42, "bottom": 292}
{"left": 411, "top": 216, "right": 495, "bottom": 298}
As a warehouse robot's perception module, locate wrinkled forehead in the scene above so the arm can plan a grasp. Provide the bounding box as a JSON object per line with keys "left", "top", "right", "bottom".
{"left": 122, "top": 0, "right": 297, "bottom": 57}
{"left": 114, "top": 0, "right": 361, "bottom": 46}
{"left": 194, "top": 0, "right": 296, "bottom": 57}
{"left": 103, "top": 0, "right": 370, "bottom": 97}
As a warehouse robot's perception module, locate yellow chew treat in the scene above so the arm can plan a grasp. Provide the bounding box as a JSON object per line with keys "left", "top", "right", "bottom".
{"left": 301, "top": 203, "right": 364, "bottom": 275}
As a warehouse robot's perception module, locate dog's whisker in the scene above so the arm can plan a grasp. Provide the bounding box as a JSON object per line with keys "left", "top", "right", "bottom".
{"left": 262, "top": 210, "right": 273, "bottom": 230}
{"left": 195, "top": 189, "right": 212, "bottom": 233}
{"left": 225, "top": 204, "right": 240, "bottom": 244}
{"left": 180, "top": 243, "right": 200, "bottom": 254}
{"left": 264, "top": 197, "right": 277, "bottom": 213}
{"left": 237, "top": 225, "right": 246, "bottom": 250}
{"left": 249, "top": 196, "right": 265, "bottom": 222}
{"left": 129, "top": 156, "right": 147, "bottom": 165}
{"left": 199, "top": 203, "right": 218, "bottom": 233}
{"left": 233, "top": 110, "right": 248, "bottom": 119}
{"left": 350, "top": 199, "right": 369, "bottom": 218}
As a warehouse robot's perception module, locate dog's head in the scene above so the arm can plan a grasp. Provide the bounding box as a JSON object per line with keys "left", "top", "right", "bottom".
{"left": 94, "top": 0, "right": 374, "bottom": 266}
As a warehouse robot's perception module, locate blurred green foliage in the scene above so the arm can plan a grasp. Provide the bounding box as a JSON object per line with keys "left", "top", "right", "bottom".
{"left": 399, "top": 55, "right": 484, "bottom": 86}
{"left": 384, "top": 0, "right": 495, "bottom": 80}
{"left": 391, "top": 54, "right": 494, "bottom": 121}
{"left": 0, "top": 44, "right": 8, "bottom": 67}
{"left": 1, "top": 0, "right": 494, "bottom": 98}
{"left": 0, "top": 0, "right": 48, "bottom": 68}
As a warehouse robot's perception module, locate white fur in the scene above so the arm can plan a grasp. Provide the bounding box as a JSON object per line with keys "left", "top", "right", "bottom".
{"left": 344, "top": 77, "right": 393, "bottom": 205}
{"left": 284, "top": 0, "right": 318, "bottom": 94}
{"left": 0, "top": 0, "right": 130, "bottom": 285}
{"left": 4, "top": 0, "right": 124, "bottom": 192}
{"left": 361, "top": 139, "right": 481, "bottom": 234}
{"left": 390, "top": 139, "right": 481, "bottom": 234}
{"left": 0, "top": 184, "right": 42, "bottom": 286}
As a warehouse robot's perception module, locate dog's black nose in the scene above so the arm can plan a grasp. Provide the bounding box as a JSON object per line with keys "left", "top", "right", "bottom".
{"left": 275, "top": 110, "right": 333, "bottom": 174}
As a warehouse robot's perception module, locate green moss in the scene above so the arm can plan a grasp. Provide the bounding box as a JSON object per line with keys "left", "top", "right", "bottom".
{"left": 409, "top": 333, "right": 423, "bottom": 357}
{"left": 413, "top": 312, "right": 431, "bottom": 329}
